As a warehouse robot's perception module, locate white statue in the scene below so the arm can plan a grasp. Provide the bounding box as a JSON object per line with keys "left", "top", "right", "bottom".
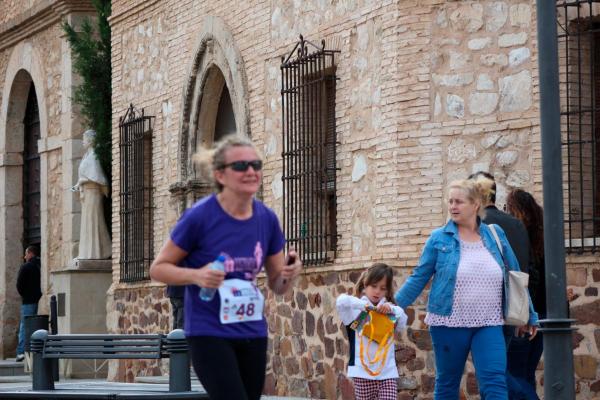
{"left": 72, "top": 129, "right": 111, "bottom": 259}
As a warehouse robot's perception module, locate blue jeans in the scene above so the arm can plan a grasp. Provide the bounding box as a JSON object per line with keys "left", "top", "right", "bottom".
{"left": 430, "top": 325, "right": 507, "bottom": 400}
{"left": 17, "top": 303, "right": 38, "bottom": 355}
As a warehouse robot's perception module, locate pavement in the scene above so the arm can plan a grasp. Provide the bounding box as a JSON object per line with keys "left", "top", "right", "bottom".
{"left": 0, "top": 358, "right": 319, "bottom": 399}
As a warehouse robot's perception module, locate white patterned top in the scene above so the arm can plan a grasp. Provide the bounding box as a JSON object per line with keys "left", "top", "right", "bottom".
{"left": 425, "top": 240, "right": 504, "bottom": 327}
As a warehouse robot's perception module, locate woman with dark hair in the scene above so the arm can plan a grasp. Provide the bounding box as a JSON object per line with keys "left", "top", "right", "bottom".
{"left": 506, "top": 189, "right": 546, "bottom": 396}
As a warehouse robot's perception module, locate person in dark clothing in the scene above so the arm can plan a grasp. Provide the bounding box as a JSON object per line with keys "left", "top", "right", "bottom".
{"left": 167, "top": 285, "right": 185, "bottom": 330}
{"left": 506, "top": 189, "right": 547, "bottom": 398}
{"left": 16, "top": 245, "right": 42, "bottom": 361}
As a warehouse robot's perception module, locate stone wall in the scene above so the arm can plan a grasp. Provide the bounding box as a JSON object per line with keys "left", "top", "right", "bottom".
{"left": 0, "top": 0, "right": 39, "bottom": 26}
{"left": 109, "top": 0, "right": 600, "bottom": 398}
{"left": 106, "top": 285, "right": 170, "bottom": 381}
{"left": 0, "top": 1, "right": 92, "bottom": 357}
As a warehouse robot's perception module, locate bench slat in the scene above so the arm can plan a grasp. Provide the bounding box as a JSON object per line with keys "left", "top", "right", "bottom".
{"left": 46, "top": 334, "right": 162, "bottom": 340}
{"left": 40, "top": 353, "right": 162, "bottom": 359}
{"left": 45, "top": 340, "right": 161, "bottom": 347}
{"left": 44, "top": 346, "right": 161, "bottom": 354}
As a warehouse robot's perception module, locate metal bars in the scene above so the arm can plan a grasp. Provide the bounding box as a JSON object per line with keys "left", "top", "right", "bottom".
{"left": 119, "top": 104, "right": 154, "bottom": 282}
{"left": 281, "top": 36, "right": 339, "bottom": 266}
{"left": 557, "top": 0, "right": 600, "bottom": 252}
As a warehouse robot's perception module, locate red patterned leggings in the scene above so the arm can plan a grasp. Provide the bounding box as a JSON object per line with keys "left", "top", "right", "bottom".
{"left": 352, "top": 377, "right": 398, "bottom": 400}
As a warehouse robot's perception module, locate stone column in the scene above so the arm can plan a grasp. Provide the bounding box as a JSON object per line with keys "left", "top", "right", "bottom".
{"left": 59, "top": 14, "right": 91, "bottom": 264}
{"left": 0, "top": 152, "right": 24, "bottom": 358}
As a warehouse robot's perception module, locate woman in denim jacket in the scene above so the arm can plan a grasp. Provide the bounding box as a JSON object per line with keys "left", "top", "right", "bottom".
{"left": 395, "top": 178, "right": 538, "bottom": 400}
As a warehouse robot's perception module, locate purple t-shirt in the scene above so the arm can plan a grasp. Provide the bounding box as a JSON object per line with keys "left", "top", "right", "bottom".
{"left": 170, "top": 194, "right": 285, "bottom": 338}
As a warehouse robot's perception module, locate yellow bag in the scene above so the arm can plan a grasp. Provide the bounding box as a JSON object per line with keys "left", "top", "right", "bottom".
{"left": 362, "top": 310, "right": 394, "bottom": 344}
{"left": 358, "top": 310, "right": 395, "bottom": 376}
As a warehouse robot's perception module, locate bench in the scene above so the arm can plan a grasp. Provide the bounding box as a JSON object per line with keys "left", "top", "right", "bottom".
{"left": 30, "top": 329, "right": 191, "bottom": 393}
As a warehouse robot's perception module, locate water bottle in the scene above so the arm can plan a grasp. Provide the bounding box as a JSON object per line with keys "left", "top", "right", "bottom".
{"left": 199, "top": 255, "right": 226, "bottom": 301}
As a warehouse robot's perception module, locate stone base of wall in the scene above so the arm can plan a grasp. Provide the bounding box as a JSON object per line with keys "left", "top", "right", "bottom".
{"left": 106, "top": 285, "right": 171, "bottom": 382}
{"left": 105, "top": 258, "right": 600, "bottom": 398}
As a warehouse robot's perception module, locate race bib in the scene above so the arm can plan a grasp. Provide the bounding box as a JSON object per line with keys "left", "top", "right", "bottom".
{"left": 218, "top": 279, "right": 265, "bottom": 324}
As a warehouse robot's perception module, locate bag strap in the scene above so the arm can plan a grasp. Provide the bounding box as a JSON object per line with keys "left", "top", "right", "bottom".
{"left": 488, "top": 224, "right": 508, "bottom": 271}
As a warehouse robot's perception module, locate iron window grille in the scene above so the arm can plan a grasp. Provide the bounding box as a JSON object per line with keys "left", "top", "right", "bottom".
{"left": 281, "top": 36, "right": 339, "bottom": 266}
{"left": 119, "top": 104, "right": 154, "bottom": 281}
{"left": 557, "top": 1, "right": 600, "bottom": 253}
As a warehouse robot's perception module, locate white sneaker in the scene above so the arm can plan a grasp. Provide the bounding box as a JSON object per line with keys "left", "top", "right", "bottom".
{"left": 15, "top": 354, "right": 24, "bottom": 362}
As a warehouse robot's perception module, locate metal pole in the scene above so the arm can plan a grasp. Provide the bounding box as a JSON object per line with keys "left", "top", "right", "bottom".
{"left": 49, "top": 295, "right": 59, "bottom": 381}
{"left": 536, "top": 2, "right": 576, "bottom": 399}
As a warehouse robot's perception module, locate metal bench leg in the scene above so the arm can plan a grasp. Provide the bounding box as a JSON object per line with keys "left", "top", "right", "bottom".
{"left": 166, "top": 329, "right": 191, "bottom": 392}
{"left": 31, "top": 330, "right": 54, "bottom": 390}
{"left": 169, "top": 350, "right": 191, "bottom": 392}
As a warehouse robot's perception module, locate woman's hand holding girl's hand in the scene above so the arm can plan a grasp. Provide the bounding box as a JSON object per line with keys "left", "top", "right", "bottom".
{"left": 194, "top": 264, "right": 226, "bottom": 289}
{"left": 376, "top": 303, "right": 392, "bottom": 314}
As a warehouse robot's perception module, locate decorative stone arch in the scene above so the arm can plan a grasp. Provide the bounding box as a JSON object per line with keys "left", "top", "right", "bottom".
{"left": 0, "top": 41, "right": 49, "bottom": 358}
{"left": 170, "top": 16, "right": 250, "bottom": 211}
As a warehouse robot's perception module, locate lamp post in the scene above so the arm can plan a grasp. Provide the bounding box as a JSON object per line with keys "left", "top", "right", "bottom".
{"left": 535, "top": 2, "right": 576, "bottom": 399}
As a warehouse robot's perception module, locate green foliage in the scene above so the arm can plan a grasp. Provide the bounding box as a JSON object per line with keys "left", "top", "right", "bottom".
{"left": 62, "top": 0, "right": 112, "bottom": 178}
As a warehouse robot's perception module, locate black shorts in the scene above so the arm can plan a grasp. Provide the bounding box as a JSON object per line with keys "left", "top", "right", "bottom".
{"left": 187, "top": 335, "right": 268, "bottom": 400}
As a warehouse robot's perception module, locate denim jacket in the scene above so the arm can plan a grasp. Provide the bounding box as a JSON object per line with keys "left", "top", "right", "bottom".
{"left": 395, "top": 220, "right": 539, "bottom": 326}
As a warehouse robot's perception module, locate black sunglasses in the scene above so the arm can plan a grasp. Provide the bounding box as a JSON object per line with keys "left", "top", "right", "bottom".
{"left": 221, "top": 159, "right": 263, "bottom": 172}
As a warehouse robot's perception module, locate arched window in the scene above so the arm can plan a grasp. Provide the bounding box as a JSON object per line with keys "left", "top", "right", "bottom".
{"left": 194, "top": 65, "right": 237, "bottom": 152}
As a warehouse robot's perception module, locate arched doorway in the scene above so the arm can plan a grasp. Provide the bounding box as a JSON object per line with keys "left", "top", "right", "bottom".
{"left": 169, "top": 17, "right": 250, "bottom": 215}
{"left": 23, "top": 84, "right": 41, "bottom": 249}
{"left": 0, "top": 69, "right": 44, "bottom": 358}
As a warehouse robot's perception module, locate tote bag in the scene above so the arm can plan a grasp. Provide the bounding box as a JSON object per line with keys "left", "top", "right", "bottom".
{"left": 358, "top": 310, "right": 394, "bottom": 376}
{"left": 489, "top": 224, "right": 530, "bottom": 326}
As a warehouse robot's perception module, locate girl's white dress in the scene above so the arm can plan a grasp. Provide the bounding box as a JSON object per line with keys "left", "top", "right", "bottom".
{"left": 336, "top": 294, "right": 408, "bottom": 380}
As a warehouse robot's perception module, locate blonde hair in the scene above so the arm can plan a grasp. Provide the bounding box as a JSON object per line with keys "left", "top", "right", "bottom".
{"left": 448, "top": 177, "right": 494, "bottom": 219}
{"left": 192, "top": 134, "right": 260, "bottom": 192}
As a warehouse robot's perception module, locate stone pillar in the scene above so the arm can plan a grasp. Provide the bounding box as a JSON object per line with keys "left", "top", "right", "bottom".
{"left": 59, "top": 13, "right": 91, "bottom": 264}
{"left": 51, "top": 259, "right": 112, "bottom": 378}
{"left": 168, "top": 178, "right": 214, "bottom": 215}
{"left": 0, "top": 152, "right": 24, "bottom": 358}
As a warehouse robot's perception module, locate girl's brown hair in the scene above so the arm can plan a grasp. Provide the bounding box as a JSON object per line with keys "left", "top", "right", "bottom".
{"left": 355, "top": 263, "right": 395, "bottom": 302}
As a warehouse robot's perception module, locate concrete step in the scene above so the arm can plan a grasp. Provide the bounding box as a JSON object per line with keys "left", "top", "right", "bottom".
{"left": 0, "top": 360, "right": 26, "bottom": 377}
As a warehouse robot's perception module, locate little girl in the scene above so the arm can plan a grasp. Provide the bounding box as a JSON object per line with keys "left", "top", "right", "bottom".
{"left": 336, "top": 263, "right": 408, "bottom": 400}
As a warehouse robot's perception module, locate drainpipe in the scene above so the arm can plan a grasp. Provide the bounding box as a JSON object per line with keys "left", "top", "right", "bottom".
{"left": 536, "top": 2, "right": 576, "bottom": 399}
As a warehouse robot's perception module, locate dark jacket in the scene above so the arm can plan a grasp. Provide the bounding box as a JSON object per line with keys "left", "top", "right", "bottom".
{"left": 167, "top": 285, "right": 185, "bottom": 298}
{"left": 530, "top": 257, "right": 547, "bottom": 315}
{"left": 482, "top": 205, "right": 531, "bottom": 274}
{"left": 16, "top": 256, "right": 42, "bottom": 305}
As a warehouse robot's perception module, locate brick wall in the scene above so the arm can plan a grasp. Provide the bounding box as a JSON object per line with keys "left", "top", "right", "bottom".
{"left": 109, "top": 1, "right": 600, "bottom": 398}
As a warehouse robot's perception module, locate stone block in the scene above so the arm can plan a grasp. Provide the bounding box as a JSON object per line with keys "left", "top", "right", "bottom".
{"left": 509, "top": 47, "right": 531, "bottom": 67}
{"left": 469, "top": 92, "right": 499, "bottom": 116}
{"left": 498, "top": 32, "right": 528, "bottom": 47}
{"left": 574, "top": 355, "right": 598, "bottom": 379}
{"left": 571, "top": 300, "right": 600, "bottom": 325}
{"left": 484, "top": 2, "right": 507, "bottom": 32}
{"left": 446, "top": 94, "right": 465, "bottom": 118}
{"left": 510, "top": 4, "right": 531, "bottom": 28}
{"left": 499, "top": 70, "right": 532, "bottom": 112}
{"left": 449, "top": 4, "right": 484, "bottom": 33}
{"left": 568, "top": 268, "right": 588, "bottom": 287}
{"left": 468, "top": 37, "right": 492, "bottom": 51}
